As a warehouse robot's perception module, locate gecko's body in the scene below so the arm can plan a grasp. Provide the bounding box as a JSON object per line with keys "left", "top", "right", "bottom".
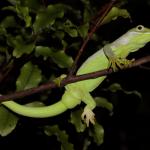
{"left": 2, "top": 25, "right": 150, "bottom": 126}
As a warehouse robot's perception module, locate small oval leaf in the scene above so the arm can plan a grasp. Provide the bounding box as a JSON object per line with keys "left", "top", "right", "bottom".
{"left": 70, "top": 109, "right": 86, "bottom": 132}
{"left": 89, "top": 122, "right": 104, "bottom": 145}
{"left": 16, "top": 61, "right": 42, "bottom": 91}
{"left": 44, "top": 125, "right": 74, "bottom": 150}
{"left": 33, "top": 4, "right": 65, "bottom": 33}
{"left": 0, "top": 106, "right": 18, "bottom": 136}
{"left": 51, "top": 50, "right": 73, "bottom": 68}
{"left": 95, "top": 97, "right": 113, "bottom": 112}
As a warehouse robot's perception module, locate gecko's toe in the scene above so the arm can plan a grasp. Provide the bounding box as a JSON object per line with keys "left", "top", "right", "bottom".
{"left": 81, "top": 107, "right": 95, "bottom": 127}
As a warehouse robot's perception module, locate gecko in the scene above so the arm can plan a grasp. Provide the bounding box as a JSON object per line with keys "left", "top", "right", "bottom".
{"left": 2, "top": 25, "right": 150, "bottom": 126}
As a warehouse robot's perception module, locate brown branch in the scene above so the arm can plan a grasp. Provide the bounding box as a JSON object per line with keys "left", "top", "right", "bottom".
{"left": 69, "top": 0, "right": 117, "bottom": 76}
{"left": 0, "top": 55, "right": 150, "bottom": 103}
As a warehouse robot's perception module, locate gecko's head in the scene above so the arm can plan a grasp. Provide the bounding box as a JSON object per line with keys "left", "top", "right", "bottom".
{"left": 127, "top": 25, "right": 150, "bottom": 51}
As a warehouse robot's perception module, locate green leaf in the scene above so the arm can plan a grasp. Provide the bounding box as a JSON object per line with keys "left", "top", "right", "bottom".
{"left": 16, "top": 61, "right": 42, "bottom": 91}
{"left": 83, "top": 8, "right": 91, "bottom": 23}
{"left": 7, "top": 35, "right": 35, "bottom": 58}
{"left": 108, "top": 83, "right": 142, "bottom": 98}
{"left": 35, "top": 46, "right": 53, "bottom": 59}
{"left": 2, "top": 6, "right": 17, "bottom": 12}
{"left": 21, "top": 0, "right": 42, "bottom": 11}
{"left": 63, "top": 20, "right": 78, "bottom": 37}
{"left": 16, "top": 6, "right": 32, "bottom": 27}
{"left": 0, "top": 16, "right": 17, "bottom": 28}
{"left": 82, "top": 138, "right": 91, "bottom": 150}
{"left": 78, "top": 23, "right": 89, "bottom": 38}
{"left": 66, "top": 28, "right": 78, "bottom": 37}
{"left": 44, "top": 125, "right": 74, "bottom": 150}
{"left": 0, "top": 46, "right": 7, "bottom": 53}
{"left": 33, "top": 4, "right": 65, "bottom": 33}
{"left": 6, "top": 0, "right": 20, "bottom": 5}
{"left": 6, "top": 0, "right": 42, "bottom": 10}
{"left": 3, "top": 5, "right": 32, "bottom": 27}
{"left": 0, "top": 106, "right": 18, "bottom": 136}
{"left": 0, "top": 55, "right": 5, "bottom": 65}
{"left": 81, "top": 0, "right": 92, "bottom": 23}
{"left": 89, "top": 122, "right": 104, "bottom": 145}
{"left": 35, "top": 46, "right": 73, "bottom": 68}
{"left": 95, "top": 97, "right": 113, "bottom": 112}
{"left": 0, "top": 26, "right": 7, "bottom": 35}
{"left": 70, "top": 109, "right": 86, "bottom": 132}
{"left": 52, "top": 31, "right": 65, "bottom": 40}
{"left": 101, "top": 7, "right": 131, "bottom": 25}
{"left": 51, "top": 50, "right": 73, "bottom": 68}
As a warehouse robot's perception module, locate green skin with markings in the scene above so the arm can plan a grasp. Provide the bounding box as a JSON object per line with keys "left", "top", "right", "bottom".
{"left": 2, "top": 25, "right": 150, "bottom": 126}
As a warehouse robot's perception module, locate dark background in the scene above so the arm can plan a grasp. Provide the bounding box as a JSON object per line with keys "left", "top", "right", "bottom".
{"left": 0, "top": 0, "right": 150, "bottom": 150}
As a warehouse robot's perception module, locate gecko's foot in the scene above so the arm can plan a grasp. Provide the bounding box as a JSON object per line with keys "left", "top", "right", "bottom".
{"left": 81, "top": 106, "right": 95, "bottom": 127}
{"left": 53, "top": 74, "right": 67, "bottom": 87}
{"left": 110, "top": 58, "right": 135, "bottom": 72}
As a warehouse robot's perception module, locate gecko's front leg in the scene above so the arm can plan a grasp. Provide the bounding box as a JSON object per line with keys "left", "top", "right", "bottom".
{"left": 103, "top": 44, "right": 134, "bottom": 71}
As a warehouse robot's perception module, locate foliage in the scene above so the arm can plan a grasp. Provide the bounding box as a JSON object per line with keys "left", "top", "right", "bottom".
{"left": 0, "top": 106, "right": 18, "bottom": 136}
{"left": 0, "top": 0, "right": 148, "bottom": 149}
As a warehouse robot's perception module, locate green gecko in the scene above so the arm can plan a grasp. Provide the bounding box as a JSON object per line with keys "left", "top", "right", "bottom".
{"left": 2, "top": 25, "right": 150, "bottom": 126}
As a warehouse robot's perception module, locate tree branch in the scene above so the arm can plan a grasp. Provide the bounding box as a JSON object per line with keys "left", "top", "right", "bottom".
{"left": 69, "top": 0, "right": 117, "bottom": 76}
{"left": 0, "top": 55, "right": 150, "bottom": 103}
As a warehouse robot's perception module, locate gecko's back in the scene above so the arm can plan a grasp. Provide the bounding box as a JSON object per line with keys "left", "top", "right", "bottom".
{"left": 69, "top": 49, "right": 109, "bottom": 92}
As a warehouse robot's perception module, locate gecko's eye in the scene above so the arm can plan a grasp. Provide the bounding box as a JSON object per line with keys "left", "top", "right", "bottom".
{"left": 136, "top": 25, "right": 144, "bottom": 31}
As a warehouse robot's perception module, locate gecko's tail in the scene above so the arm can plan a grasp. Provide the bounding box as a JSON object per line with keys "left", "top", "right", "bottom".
{"left": 2, "top": 100, "right": 67, "bottom": 118}
{"left": 2, "top": 88, "right": 81, "bottom": 118}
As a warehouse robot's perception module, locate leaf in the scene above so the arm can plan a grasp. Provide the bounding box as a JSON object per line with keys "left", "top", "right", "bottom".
{"left": 78, "top": 23, "right": 89, "bottom": 39}
{"left": 44, "top": 125, "right": 74, "bottom": 150}
{"left": 0, "top": 55, "right": 5, "bottom": 65}
{"left": 33, "top": 4, "right": 65, "bottom": 33}
{"left": 52, "top": 31, "right": 65, "bottom": 40}
{"left": 7, "top": 35, "right": 35, "bottom": 58}
{"left": 101, "top": 7, "right": 131, "bottom": 25}
{"left": 81, "top": 0, "right": 92, "bottom": 23}
{"left": 82, "top": 138, "right": 91, "bottom": 150}
{"left": 63, "top": 20, "right": 78, "bottom": 37}
{"left": 6, "top": 0, "right": 20, "bottom": 5}
{"left": 6, "top": 0, "right": 42, "bottom": 11}
{"left": 2, "top": 6, "right": 17, "bottom": 12}
{"left": 0, "top": 26, "right": 7, "bottom": 35}
{"left": 0, "top": 16, "right": 17, "bottom": 28}
{"left": 0, "top": 46, "right": 7, "bottom": 53}
{"left": 35, "top": 46, "right": 73, "bottom": 68}
{"left": 16, "top": 61, "right": 42, "bottom": 91}
{"left": 51, "top": 50, "right": 73, "bottom": 68}
{"left": 108, "top": 83, "right": 142, "bottom": 98}
{"left": 0, "top": 106, "right": 18, "bottom": 136}
{"left": 65, "top": 28, "right": 78, "bottom": 37}
{"left": 95, "top": 97, "right": 113, "bottom": 112}
{"left": 70, "top": 109, "right": 86, "bottom": 132}
{"left": 83, "top": 8, "right": 91, "bottom": 23}
{"left": 21, "top": 0, "right": 42, "bottom": 11}
{"left": 35, "top": 46, "right": 53, "bottom": 59}
{"left": 16, "top": 6, "right": 32, "bottom": 27}
{"left": 3, "top": 5, "right": 32, "bottom": 27}
{"left": 89, "top": 122, "right": 104, "bottom": 145}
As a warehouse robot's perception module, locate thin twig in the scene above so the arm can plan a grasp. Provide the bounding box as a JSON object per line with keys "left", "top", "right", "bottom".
{"left": 0, "top": 55, "right": 150, "bottom": 103}
{"left": 69, "top": 0, "right": 117, "bottom": 76}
